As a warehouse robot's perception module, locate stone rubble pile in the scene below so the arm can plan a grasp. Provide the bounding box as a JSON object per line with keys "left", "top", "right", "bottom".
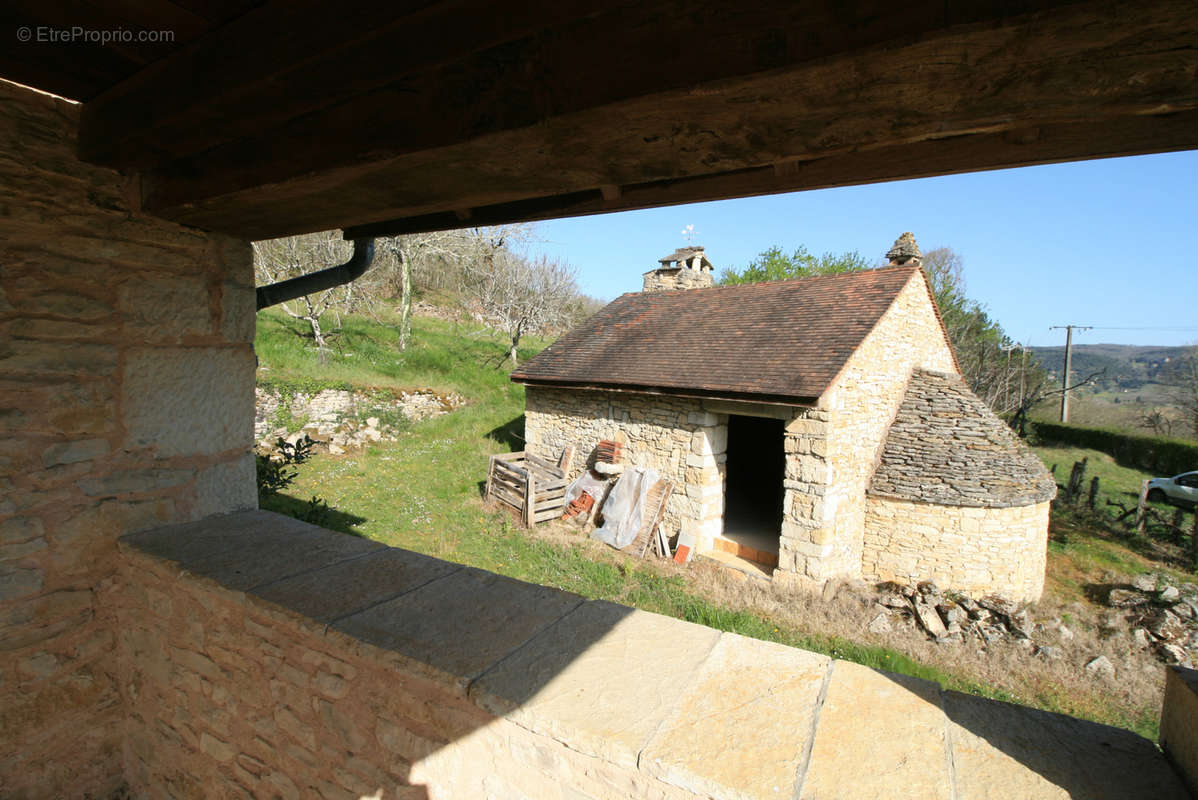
{"left": 870, "top": 580, "right": 1030, "bottom": 642}
{"left": 867, "top": 580, "right": 1059, "bottom": 657}
{"left": 1104, "top": 572, "right": 1198, "bottom": 668}
{"left": 255, "top": 387, "right": 464, "bottom": 454}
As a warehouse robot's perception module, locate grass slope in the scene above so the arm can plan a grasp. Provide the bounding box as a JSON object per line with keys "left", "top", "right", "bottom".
{"left": 256, "top": 307, "right": 1182, "bottom": 740}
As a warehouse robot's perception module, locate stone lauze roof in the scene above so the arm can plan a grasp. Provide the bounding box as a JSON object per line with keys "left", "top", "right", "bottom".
{"left": 870, "top": 369, "right": 1057, "bottom": 508}
{"left": 512, "top": 265, "right": 924, "bottom": 402}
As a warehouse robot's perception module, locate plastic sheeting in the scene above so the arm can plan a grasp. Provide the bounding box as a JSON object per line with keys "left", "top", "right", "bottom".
{"left": 591, "top": 467, "right": 660, "bottom": 550}
{"left": 563, "top": 469, "right": 609, "bottom": 510}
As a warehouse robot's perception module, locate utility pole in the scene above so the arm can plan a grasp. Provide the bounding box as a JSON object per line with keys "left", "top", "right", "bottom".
{"left": 1050, "top": 325, "right": 1092, "bottom": 423}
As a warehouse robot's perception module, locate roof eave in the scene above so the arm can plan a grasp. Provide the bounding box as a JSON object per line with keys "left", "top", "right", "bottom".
{"left": 511, "top": 376, "right": 817, "bottom": 408}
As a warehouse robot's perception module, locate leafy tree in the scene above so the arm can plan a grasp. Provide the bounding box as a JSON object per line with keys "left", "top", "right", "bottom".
{"left": 718, "top": 245, "right": 871, "bottom": 284}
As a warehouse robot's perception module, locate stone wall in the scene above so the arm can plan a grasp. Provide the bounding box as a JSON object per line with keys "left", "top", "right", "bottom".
{"left": 116, "top": 512, "right": 817, "bottom": 800}
{"left": 786, "top": 272, "right": 956, "bottom": 583}
{"left": 641, "top": 266, "right": 714, "bottom": 292}
{"left": 524, "top": 388, "right": 727, "bottom": 547}
{"left": 0, "top": 81, "right": 256, "bottom": 795}
{"left": 116, "top": 511, "right": 1189, "bottom": 800}
{"left": 862, "top": 498, "right": 1050, "bottom": 602}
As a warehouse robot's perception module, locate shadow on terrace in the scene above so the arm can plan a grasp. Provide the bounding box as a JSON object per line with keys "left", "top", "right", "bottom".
{"left": 118, "top": 507, "right": 1192, "bottom": 798}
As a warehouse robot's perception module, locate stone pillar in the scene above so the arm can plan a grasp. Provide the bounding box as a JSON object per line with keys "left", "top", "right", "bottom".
{"left": 0, "top": 79, "right": 256, "bottom": 795}
{"left": 683, "top": 418, "right": 727, "bottom": 553}
{"left": 777, "top": 409, "right": 833, "bottom": 582}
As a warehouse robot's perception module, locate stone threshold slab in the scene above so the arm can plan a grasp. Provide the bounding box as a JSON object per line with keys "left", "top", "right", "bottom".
{"left": 120, "top": 510, "right": 1190, "bottom": 800}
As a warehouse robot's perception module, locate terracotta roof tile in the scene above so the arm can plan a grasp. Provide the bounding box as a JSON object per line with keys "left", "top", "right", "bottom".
{"left": 512, "top": 265, "right": 922, "bottom": 402}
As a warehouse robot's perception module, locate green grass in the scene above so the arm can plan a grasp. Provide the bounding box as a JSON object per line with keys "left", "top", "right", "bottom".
{"left": 1029, "top": 443, "right": 1155, "bottom": 502}
{"left": 256, "top": 307, "right": 1170, "bottom": 741}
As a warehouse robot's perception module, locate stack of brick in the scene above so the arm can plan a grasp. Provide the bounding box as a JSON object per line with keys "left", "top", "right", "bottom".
{"left": 596, "top": 440, "right": 623, "bottom": 464}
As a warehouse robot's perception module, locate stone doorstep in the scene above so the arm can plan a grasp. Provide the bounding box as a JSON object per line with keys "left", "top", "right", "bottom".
{"left": 709, "top": 535, "right": 779, "bottom": 569}
{"left": 119, "top": 511, "right": 1191, "bottom": 800}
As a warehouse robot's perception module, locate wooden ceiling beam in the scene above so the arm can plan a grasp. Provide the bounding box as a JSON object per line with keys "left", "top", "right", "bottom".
{"left": 342, "top": 110, "right": 1198, "bottom": 238}
{"left": 131, "top": 0, "right": 1198, "bottom": 240}
{"left": 78, "top": 0, "right": 628, "bottom": 166}
{"left": 83, "top": 0, "right": 1087, "bottom": 169}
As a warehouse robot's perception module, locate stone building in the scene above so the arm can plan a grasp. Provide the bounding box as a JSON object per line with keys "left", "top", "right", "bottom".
{"left": 5, "top": 4, "right": 1195, "bottom": 794}
{"left": 513, "top": 238, "right": 1056, "bottom": 600}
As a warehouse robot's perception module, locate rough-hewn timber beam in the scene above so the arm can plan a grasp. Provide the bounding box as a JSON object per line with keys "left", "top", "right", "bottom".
{"left": 90, "top": 0, "right": 1197, "bottom": 239}
{"left": 342, "top": 110, "right": 1198, "bottom": 238}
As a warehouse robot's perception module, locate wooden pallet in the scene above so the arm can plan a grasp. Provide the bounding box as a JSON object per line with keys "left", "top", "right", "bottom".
{"left": 486, "top": 449, "right": 572, "bottom": 526}
{"left": 625, "top": 477, "right": 674, "bottom": 558}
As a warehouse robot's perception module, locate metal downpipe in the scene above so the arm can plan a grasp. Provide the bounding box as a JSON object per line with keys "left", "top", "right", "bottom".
{"left": 255, "top": 237, "right": 376, "bottom": 311}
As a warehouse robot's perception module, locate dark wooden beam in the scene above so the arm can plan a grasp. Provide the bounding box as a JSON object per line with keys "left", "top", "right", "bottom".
{"left": 78, "top": 0, "right": 629, "bottom": 166}
{"left": 83, "top": 1, "right": 1083, "bottom": 168}
{"left": 125, "top": 0, "right": 1198, "bottom": 239}
{"left": 345, "top": 110, "right": 1198, "bottom": 238}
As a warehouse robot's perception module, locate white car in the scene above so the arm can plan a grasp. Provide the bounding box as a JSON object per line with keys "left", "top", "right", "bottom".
{"left": 1146, "top": 471, "right": 1198, "bottom": 509}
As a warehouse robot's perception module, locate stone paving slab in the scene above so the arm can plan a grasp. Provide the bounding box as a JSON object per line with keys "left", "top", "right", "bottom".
{"left": 945, "top": 690, "right": 1190, "bottom": 800}
{"left": 640, "top": 632, "right": 830, "bottom": 800}
{"left": 120, "top": 509, "right": 383, "bottom": 591}
{"left": 800, "top": 661, "right": 952, "bottom": 800}
{"left": 471, "top": 600, "right": 721, "bottom": 769}
{"left": 121, "top": 512, "right": 1192, "bottom": 798}
{"left": 333, "top": 566, "right": 583, "bottom": 694}
{"left": 249, "top": 546, "right": 461, "bottom": 623}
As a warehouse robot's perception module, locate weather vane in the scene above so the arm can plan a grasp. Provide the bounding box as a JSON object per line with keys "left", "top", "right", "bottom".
{"left": 680, "top": 223, "right": 698, "bottom": 244}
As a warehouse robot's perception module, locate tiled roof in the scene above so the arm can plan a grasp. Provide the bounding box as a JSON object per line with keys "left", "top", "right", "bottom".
{"left": 869, "top": 369, "right": 1057, "bottom": 508}
{"left": 511, "top": 265, "right": 924, "bottom": 403}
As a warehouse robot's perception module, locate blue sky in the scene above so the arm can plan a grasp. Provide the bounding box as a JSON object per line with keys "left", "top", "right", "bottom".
{"left": 530, "top": 151, "right": 1198, "bottom": 349}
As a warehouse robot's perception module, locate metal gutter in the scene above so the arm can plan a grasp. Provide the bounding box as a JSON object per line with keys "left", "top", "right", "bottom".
{"left": 256, "top": 237, "right": 375, "bottom": 311}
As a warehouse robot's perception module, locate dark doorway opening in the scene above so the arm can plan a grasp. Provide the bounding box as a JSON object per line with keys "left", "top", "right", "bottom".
{"left": 721, "top": 414, "right": 785, "bottom": 566}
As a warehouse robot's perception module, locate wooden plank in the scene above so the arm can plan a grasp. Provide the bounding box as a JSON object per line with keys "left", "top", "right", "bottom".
{"left": 485, "top": 454, "right": 497, "bottom": 501}
{"left": 524, "top": 470, "right": 536, "bottom": 527}
{"left": 79, "top": 0, "right": 628, "bottom": 165}
{"left": 525, "top": 452, "right": 564, "bottom": 476}
{"left": 633, "top": 479, "right": 674, "bottom": 558}
{"left": 128, "top": 0, "right": 1198, "bottom": 238}
{"left": 492, "top": 477, "right": 525, "bottom": 496}
{"left": 495, "top": 460, "right": 529, "bottom": 480}
{"left": 1136, "top": 479, "right": 1150, "bottom": 535}
{"left": 492, "top": 487, "right": 524, "bottom": 510}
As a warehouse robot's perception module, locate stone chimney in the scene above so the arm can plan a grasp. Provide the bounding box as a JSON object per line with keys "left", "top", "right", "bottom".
{"left": 642, "top": 246, "right": 715, "bottom": 292}
{"left": 886, "top": 232, "right": 922, "bottom": 266}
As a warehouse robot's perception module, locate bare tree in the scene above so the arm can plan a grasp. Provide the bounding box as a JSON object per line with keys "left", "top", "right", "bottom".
{"left": 463, "top": 251, "right": 581, "bottom": 365}
{"left": 370, "top": 224, "right": 540, "bottom": 350}
{"left": 1138, "top": 407, "right": 1180, "bottom": 437}
{"left": 374, "top": 231, "right": 472, "bottom": 350}
{"left": 253, "top": 232, "right": 361, "bottom": 356}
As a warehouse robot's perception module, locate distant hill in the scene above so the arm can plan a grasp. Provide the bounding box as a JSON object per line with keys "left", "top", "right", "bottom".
{"left": 1031, "top": 344, "right": 1192, "bottom": 389}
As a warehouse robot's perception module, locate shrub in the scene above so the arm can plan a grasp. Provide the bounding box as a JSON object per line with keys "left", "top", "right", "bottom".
{"left": 1030, "top": 421, "right": 1198, "bottom": 476}
{"left": 256, "top": 435, "right": 316, "bottom": 500}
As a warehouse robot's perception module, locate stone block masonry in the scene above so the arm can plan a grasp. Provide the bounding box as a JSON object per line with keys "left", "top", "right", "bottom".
{"left": 116, "top": 511, "right": 1189, "bottom": 799}
{"left": 784, "top": 271, "right": 957, "bottom": 583}
{"left": 0, "top": 80, "right": 256, "bottom": 795}
{"left": 525, "top": 388, "right": 727, "bottom": 549}
{"left": 862, "top": 498, "right": 1051, "bottom": 602}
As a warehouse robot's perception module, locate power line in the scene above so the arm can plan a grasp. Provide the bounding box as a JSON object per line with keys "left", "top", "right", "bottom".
{"left": 1081, "top": 326, "right": 1198, "bottom": 332}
